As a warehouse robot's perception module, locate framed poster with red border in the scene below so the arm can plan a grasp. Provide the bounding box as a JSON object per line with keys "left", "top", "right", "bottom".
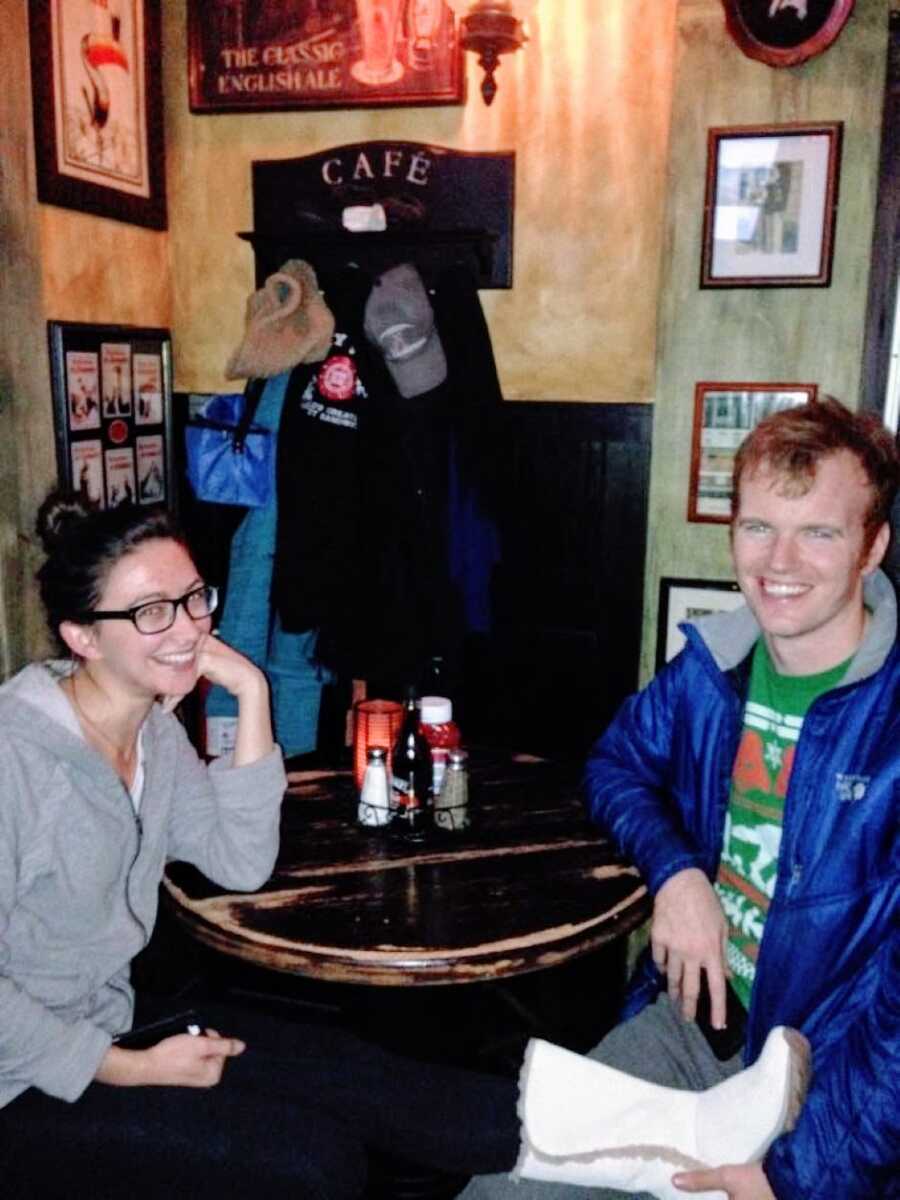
{"left": 48, "top": 322, "right": 174, "bottom": 513}
{"left": 188, "top": 0, "right": 464, "bottom": 113}
{"left": 687, "top": 381, "right": 817, "bottom": 524}
{"left": 722, "top": 0, "right": 856, "bottom": 69}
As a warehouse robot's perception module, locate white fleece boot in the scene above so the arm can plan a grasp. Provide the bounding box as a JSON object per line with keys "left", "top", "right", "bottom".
{"left": 514, "top": 1026, "right": 811, "bottom": 1199}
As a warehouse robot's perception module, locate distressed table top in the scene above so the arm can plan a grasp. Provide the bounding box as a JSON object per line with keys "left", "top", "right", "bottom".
{"left": 162, "top": 752, "right": 651, "bottom": 986}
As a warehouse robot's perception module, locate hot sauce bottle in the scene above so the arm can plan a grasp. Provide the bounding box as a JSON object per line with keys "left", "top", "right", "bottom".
{"left": 389, "top": 687, "right": 432, "bottom": 838}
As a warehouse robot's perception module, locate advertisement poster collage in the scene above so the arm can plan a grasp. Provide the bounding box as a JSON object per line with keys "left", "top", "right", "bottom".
{"left": 52, "top": 324, "right": 171, "bottom": 513}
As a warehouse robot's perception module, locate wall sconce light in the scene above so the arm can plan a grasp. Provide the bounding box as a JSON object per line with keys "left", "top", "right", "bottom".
{"left": 445, "top": 0, "right": 537, "bottom": 106}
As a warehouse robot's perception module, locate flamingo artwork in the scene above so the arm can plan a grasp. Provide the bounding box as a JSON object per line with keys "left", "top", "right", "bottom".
{"left": 80, "top": 21, "right": 129, "bottom": 135}
{"left": 53, "top": 0, "right": 144, "bottom": 187}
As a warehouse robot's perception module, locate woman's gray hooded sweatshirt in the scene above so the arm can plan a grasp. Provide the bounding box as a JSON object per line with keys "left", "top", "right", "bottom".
{"left": 0, "top": 663, "right": 286, "bottom": 1110}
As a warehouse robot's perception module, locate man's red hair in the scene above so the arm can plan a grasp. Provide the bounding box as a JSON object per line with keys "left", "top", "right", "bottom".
{"left": 732, "top": 397, "right": 899, "bottom": 550}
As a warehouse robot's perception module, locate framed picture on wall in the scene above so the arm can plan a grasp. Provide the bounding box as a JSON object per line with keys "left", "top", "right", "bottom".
{"left": 700, "top": 123, "right": 842, "bottom": 287}
{"left": 28, "top": 0, "right": 167, "bottom": 230}
{"left": 48, "top": 322, "right": 174, "bottom": 511}
{"left": 656, "top": 578, "right": 745, "bottom": 671}
{"left": 688, "top": 382, "right": 817, "bottom": 523}
{"left": 722, "top": 0, "right": 857, "bottom": 69}
{"left": 187, "top": 0, "right": 464, "bottom": 113}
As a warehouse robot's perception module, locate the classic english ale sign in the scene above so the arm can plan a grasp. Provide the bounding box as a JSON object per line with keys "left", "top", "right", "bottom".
{"left": 188, "top": 0, "right": 463, "bottom": 112}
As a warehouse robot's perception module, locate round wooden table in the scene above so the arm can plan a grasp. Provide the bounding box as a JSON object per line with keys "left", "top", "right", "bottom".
{"left": 163, "top": 751, "right": 651, "bottom": 987}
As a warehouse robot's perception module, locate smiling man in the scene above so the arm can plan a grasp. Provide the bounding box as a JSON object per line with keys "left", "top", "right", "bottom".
{"left": 594, "top": 398, "right": 897, "bottom": 1199}
{"left": 731, "top": 439, "right": 890, "bottom": 676}
{"left": 461, "top": 397, "right": 899, "bottom": 1200}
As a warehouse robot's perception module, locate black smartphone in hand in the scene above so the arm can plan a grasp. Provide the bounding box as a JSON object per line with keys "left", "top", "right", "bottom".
{"left": 113, "top": 1010, "right": 204, "bottom": 1050}
{"left": 694, "top": 978, "right": 747, "bottom": 1062}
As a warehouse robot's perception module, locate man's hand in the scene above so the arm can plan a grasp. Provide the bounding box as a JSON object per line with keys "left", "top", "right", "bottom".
{"left": 673, "top": 1162, "right": 776, "bottom": 1199}
{"left": 96, "top": 1029, "right": 246, "bottom": 1088}
{"left": 651, "top": 867, "right": 729, "bottom": 1025}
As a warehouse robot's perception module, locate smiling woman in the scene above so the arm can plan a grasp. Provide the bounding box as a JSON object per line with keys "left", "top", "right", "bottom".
{"left": 0, "top": 492, "right": 382, "bottom": 1194}
{"left": 34, "top": 494, "right": 275, "bottom": 775}
{"left": 0, "top": 490, "right": 525, "bottom": 1196}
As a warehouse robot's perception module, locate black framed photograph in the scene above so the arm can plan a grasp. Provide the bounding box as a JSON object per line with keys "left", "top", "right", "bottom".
{"left": 188, "top": 0, "right": 464, "bottom": 113}
{"left": 688, "top": 382, "right": 816, "bottom": 523}
{"left": 656, "top": 578, "right": 745, "bottom": 671}
{"left": 28, "top": 0, "right": 167, "bottom": 230}
{"left": 723, "top": 0, "right": 857, "bottom": 68}
{"left": 48, "top": 321, "right": 174, "bottom": 512}
{"left": 701, "top": 123, "right": 842, "bottom": 288}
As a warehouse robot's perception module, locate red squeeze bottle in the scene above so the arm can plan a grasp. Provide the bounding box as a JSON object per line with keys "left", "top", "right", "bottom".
{"left": 419, "top": 696, "right": 461, "bottom": 798}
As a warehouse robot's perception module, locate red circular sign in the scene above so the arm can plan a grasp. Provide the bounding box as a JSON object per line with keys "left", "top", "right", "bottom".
{"left": 108, "top": 419, "right": 129, "bottom": 445}
{"left": 317, "top": 355, "right": 357, "bottom": 403}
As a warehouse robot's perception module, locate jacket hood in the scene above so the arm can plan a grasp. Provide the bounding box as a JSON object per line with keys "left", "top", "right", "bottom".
{"left": 684, "top": 568, "right": 897, "bottom": 683}
{"left": 0, "top": 662, "right": 87, "bottom": 760}
{"left": 0, "top": 662, "right": 164, "bottom": 778}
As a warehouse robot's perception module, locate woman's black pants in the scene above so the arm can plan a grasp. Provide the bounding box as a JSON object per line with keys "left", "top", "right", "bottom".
{"left": 0, "top": 999, "right": 520, "bottom": 1199}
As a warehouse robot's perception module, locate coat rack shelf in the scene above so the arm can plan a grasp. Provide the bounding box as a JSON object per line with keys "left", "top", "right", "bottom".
{"left": 247, "top": 141, "right": 515, "bottom": 290}
{"left": 238, "top": 229, "right": 499, "bottom": 287}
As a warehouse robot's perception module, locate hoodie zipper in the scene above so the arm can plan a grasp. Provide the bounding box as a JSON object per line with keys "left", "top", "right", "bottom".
{"left": 123, "top": 784, "right": 148, "bottom": 941}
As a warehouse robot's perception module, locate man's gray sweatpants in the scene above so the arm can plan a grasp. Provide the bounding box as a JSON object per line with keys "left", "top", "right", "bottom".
{"left": 459, "top": 992, "right": 744, "bottom": 1200}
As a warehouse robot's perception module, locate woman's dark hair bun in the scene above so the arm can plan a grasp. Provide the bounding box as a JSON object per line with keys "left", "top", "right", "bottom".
{"left": 35, "top": 486, "right": 185, "bottom": 650}
{"left": 35, "top": 491, "right": 95, "bottom": 555}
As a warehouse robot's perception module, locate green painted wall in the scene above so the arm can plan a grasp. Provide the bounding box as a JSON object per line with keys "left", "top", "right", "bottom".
{"left": 1, "top": 5, "right": 172, "bottom": 670}
{"left": 640, "top": 0, "right": 891, "bottom": 684}
{"left": 1, "top": 0, "right": 57, "bottom": 671}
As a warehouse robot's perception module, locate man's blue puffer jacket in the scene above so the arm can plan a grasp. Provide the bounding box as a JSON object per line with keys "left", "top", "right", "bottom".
{"left": 584, "top": 571, "right": 899, "bottom": 1199}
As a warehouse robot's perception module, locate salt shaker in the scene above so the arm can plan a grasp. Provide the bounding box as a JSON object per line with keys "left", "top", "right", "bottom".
{"left": 358, "top": 746, "right": 391, "bottom": 827}
{"left": 434, "top": 748, "right": 469, "bottom": 831}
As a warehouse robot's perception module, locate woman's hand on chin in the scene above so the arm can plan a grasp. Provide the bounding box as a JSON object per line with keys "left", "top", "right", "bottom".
{"left": 196, "top": 632, "right": 269, "bottom": 705}
{"left": 195, "top": 633, "right": 274, "bottom": 766}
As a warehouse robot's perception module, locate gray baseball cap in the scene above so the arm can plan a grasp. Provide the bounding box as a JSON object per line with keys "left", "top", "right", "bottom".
{"left": 364, "top": 263, "right": 448, "bottom": 398}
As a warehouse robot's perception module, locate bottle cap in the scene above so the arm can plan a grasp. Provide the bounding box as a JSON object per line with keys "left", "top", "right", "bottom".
{"left": 420, "top": 696, "right": 452, "bottom": 725}
{"left": 448, "top": 748, "right": 468, "bottom": 767}
{"left": 366, "top": 745, "right": 387, "bottom": 760}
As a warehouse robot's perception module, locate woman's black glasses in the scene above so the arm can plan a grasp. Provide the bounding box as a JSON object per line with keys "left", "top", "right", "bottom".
{"left": 87, "top": 585, "right": 218, "bottom": 635}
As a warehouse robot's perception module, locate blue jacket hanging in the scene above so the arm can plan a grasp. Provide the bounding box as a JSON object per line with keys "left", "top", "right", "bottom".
{"left": 204, "top": 372, "right": 329, "bottom": 758}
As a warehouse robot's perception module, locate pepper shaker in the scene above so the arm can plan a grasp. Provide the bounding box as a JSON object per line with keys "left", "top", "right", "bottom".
{"left": 434, "top": 748, "right": 469, "bottom": 831}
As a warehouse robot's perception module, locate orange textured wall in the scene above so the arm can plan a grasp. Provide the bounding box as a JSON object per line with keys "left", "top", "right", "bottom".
{"left": 163, "top": 0, "right": 677, "bottom": 402}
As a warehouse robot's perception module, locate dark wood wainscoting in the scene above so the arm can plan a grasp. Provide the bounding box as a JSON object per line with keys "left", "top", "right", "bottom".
{"left": 462, "top": 401, "right": 652, "bottom": 757}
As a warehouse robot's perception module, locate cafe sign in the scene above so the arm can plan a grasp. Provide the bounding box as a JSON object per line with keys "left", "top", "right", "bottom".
{"left": 248, "top": 141, "right": 516, "bottom": 288}
{"left": 188, "top": 0, "right": 464, "bottom": 112}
